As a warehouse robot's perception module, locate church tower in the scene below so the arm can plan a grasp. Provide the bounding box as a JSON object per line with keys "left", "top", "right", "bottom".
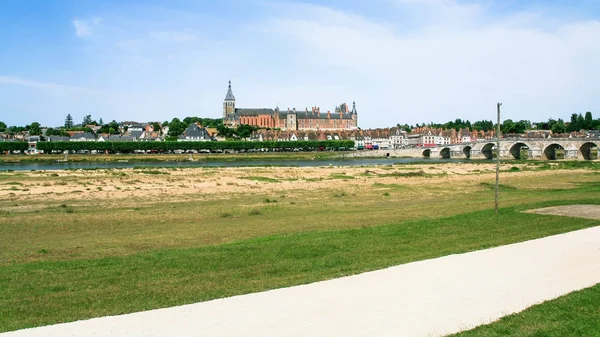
{"left": 351, "top": 101, "right": 358, "bottom": 128}
{"left": 223, "top": 80, "right": 236, "bottom": 118}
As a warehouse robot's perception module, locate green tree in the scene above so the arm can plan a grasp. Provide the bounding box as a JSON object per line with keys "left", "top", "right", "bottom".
{"left": 82, "top": 115, "right": 93, "bottom": 125}
{"left": 99, "top": 118, "right": 104, "bottom": 126}
{"left": 569, "top": 113, "right": 579, "bottom": 132}
{"left": 235, "top": 124, "right": 258, "bottom": 139}
{"left": 473, "top": 120, "right": 494, "bottom": 132}
{"left": 216, "top": 124, "right": 235, "bottom": 139}
{"left": 151, "top": 122, "right": 162, "bottom": 134}
{"left": 167, "top": 118, "right": 186, "bottom": 138}
{"left": 98, "top": 120, "right": 120, "bottom": 134}
{"left": 584, "top": 111, "right": 593, "bottom": 130}
{"left": 65, "top": 114, "right": 74, "bottom": 129}
{"left": 108, "top": 120, "right": 120, "bottom": 134}
{"left": 576, "top": 114, "right": 585, "bottom": 131}
{"left": 501, "top": 119, "right": 516, "bottom": 134}
{"left": 551, "top": 119, "right": 567, "bottom": 134}
{"left": 45, "top": 128, "right": 60, "bottom": 136}
{"left": 510, "top": 120, "right": 530, "bottom": 134}
{"left": 0, "top": 121, "right": 6, "bottom": 132}
{"left": 29, "top": 122, "right": 42, "bottom": 136}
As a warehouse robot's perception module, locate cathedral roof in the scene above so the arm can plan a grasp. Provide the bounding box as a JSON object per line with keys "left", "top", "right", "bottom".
{"left": 235, "top": 108, "right": 275, "bottom": 116}
{"left": 224, "top": 81, "right": 235, "bottom": 101}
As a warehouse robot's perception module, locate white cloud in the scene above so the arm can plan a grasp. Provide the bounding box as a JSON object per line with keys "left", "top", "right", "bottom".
{"left": 258, "top": 2, "right": 600, "bottom": 126}
{"left": 6, "top": 2, "right": 600, "bottom": 128}
{"left": 72, "top": 18, "right": 102, "bottom": 38}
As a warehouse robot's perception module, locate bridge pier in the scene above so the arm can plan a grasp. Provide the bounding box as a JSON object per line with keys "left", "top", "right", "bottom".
{"left": 450, "top": 151, "right": 465, "bottom": 159}
{"left": 528, "top": 148, "right": 543, "bottom": 159}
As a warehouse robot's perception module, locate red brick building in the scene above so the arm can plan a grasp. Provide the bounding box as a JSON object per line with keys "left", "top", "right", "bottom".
{"left": 223, "top": 81, "right": 358, "bottom": 131}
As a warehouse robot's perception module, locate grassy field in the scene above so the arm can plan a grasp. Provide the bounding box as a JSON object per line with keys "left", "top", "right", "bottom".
{"left": 451, "top": 284, "right": 600, "bottom": 336}
{"left": 0, "top": 161, "right": 599, "bottom": 332}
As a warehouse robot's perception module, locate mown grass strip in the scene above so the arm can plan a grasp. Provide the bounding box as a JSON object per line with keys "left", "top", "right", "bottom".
{"left": 239, "top": 176, "right": 280, "bottom": 183}
{"left": 1, "top": 201, "right": 598, "bottom": 332}
{"left": 450, "top": 283, "right": 600, "bottom": 337}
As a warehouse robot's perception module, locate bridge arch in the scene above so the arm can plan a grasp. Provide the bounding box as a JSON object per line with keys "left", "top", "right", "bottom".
{"left": 463, "top": 146, "right": 472, "bottom": 159}
{"left": 481, "top": 143, "right": 495, "bottom": 160}
{"left": 543, "top": 144, "right": 565, "bottom": 160}
{"left": 580, "top": 142, "right": 598, "bottom": 160}
{"left": 422, "top": 149, "right": 431, "bottom": 158}
{"left": 440, "top": 147, "right": 451, "bottom": 159}
{"left": 509, "top": 143, "right": 530, "bottom": 160}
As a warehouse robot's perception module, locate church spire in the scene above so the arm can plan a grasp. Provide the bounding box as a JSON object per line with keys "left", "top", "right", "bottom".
{"left": 225, "top": 80, "right": 235, "bottom": 101}
{"left": 351, "top": 101, "right": 357, "bottom": 114}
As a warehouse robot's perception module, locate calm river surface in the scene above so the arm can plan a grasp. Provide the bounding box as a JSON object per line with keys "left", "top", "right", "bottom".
{"left": 0, "top": 157, "right": 482, "bottom": 171}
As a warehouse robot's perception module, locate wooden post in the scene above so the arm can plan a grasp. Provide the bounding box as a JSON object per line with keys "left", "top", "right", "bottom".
{"left": 495, "top": 103, "right": 502, "bottom": 215}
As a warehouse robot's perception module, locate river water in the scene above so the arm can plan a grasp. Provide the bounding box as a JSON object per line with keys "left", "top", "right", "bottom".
{"left": 0, "top": 157, "right": 484, "bottom": 171}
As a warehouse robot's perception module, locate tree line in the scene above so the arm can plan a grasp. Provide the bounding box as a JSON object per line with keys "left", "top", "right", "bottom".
{"left": 0, "top": 140, "right": 355, "bottom": 153}
{"left": 2, "top": 111, "right": 599, "bottom": 139}
{"left": 400, "top": 111, "right": 599, "bottom": 134}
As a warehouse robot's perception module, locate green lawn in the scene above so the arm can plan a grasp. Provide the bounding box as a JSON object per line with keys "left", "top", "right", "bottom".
{"left": 0, "top": 164, "right": 599, "bottom": 332}
{"left": 450, "top": 284, "right": 600, "bottom": 337}
{"left": 1, "top": 200, "right": 599, "bottom": 332}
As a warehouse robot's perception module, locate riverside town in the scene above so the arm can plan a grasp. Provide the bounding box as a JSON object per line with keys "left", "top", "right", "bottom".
{"left": 0, "top": 81, "right": 599, "bottom": 160}
{"left": 0, "top": 81, "right": 600, "bottom": 160}
{"left": 3, "top": 1, "right": 600, "bottom": 336}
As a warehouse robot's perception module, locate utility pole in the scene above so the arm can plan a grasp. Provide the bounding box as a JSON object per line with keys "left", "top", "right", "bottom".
{"left": 495, "top": 102, "right": 502, "bottom": 215}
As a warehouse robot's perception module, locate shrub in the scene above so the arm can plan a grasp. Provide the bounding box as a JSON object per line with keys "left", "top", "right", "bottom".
{"left": 248, "top": 209, "right": 262, "bottom": 216}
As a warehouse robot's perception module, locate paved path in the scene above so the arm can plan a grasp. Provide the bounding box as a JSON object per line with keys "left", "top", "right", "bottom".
{"left": 4, "top": 226, "right": 600, "bottom": 337}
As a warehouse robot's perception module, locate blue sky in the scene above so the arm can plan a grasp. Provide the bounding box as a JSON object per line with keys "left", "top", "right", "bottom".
{"left": 0, "top": 0, "right": 599, "bottom": 128}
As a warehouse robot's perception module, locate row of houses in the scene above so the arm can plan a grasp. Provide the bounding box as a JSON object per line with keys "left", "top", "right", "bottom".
{"left": 244, "top": 127, "right": 600, "bottom": 149}
{"left": 245, "top": 128, "right": 490, "bottom": 149}
{"left": 4, "top": 123, "right": 600, "bottom": 152}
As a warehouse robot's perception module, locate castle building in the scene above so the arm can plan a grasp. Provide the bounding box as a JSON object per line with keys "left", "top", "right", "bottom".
{"left": 222, "top": 81, "right": 358, "bottom": 131}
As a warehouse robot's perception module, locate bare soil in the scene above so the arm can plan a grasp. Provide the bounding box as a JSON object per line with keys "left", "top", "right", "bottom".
{"left": 526, "top": 205, "right": 600, "bottom": 220}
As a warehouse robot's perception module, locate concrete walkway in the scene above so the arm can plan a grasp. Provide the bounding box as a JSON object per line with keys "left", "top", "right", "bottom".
{"left": 4, "top": 226, "right": 600, "bottom": 337}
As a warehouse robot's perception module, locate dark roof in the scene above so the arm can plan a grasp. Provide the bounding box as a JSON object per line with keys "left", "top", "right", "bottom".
{"left": 47, "top": 136, "right": 70, "bottom": 142}
{"left": 180, "top": 124, "right": 211, "bottom": 139}
{"left": 129, "top": 130, "right": 143, "bottom": 139}
{"left": 234, "top": 108, "right": 275, "bottom": 116}
{"left": 70, "top": 133, "right": 96, "bottom": 140}
{"left": 224, "top": 81, "right": 235, "bottom": 101}
{"left": 282, "top": 112, "right": 354, "bottom": 120}
{"left": 107, "top": 135, "right": 134, "bottom": 142}
{"left": 233, "top": 108, "right": 354, "bottom": 120}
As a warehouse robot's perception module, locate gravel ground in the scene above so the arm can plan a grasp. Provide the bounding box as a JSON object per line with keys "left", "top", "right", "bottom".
{"left": 3, "top": 224, "right": 600, "bottom": 337}
{"left": 526, "top": 204, "right": 600, "bottom": 220}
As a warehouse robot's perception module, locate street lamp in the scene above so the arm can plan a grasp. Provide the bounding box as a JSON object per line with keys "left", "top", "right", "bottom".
{"left": 495, "top": 103, "right": 502, "bottom": 215}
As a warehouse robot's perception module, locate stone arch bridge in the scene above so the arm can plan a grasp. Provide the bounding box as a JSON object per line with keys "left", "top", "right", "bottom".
{"left": 420, "top": 139, "right": 599, "bottom": 160}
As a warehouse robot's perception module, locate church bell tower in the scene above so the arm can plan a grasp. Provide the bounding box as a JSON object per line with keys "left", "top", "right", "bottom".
{"left": 223, "top": 80, "right": 236, "bottom": 118}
